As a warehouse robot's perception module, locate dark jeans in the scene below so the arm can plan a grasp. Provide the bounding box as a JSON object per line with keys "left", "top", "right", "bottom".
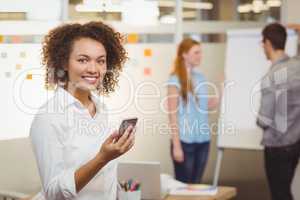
{"left": 171, "top": 141, "right": 210, "bottom": 184}
{"left": 264, "top": 140, "right": 300, "bottom": 200}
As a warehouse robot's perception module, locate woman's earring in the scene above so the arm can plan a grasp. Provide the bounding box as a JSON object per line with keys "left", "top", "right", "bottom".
{"left": 57, "top": 69, "right": 67, "bottom": 86}
{"left": 56, "top": 68, "right": 66, "bottom": 78}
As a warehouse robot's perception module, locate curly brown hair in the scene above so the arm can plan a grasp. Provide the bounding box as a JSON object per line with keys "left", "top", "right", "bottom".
{"left": 42, "top": 21, "right": 127, "bottom": 95}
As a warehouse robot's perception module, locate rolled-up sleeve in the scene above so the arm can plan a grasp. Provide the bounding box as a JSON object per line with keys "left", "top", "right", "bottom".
{"left": 30, "top": 114, "right": 77, "bottom": 200}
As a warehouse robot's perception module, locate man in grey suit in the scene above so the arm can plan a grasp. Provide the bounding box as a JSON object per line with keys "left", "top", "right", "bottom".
{"left": 257, "top": 23, "right": 300, "bottom": 200}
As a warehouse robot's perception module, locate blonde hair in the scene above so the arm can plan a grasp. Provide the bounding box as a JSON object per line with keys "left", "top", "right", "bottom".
{"left": 171, "top": 38, "right": 200, "bottom": 103}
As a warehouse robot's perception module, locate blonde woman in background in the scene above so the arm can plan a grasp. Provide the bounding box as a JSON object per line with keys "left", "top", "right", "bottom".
{"left": 167, "top": 38, "right": 218, "bottom": 183}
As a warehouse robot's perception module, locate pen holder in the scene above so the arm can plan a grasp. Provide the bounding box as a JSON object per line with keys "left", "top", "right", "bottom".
{"left": 118, "top": 190, "right": 141, "bottom": 200}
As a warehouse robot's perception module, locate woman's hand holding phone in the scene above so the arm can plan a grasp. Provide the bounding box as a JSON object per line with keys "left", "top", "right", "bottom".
{"left": 97, "top": 125, "right": 136, "bottom": 163}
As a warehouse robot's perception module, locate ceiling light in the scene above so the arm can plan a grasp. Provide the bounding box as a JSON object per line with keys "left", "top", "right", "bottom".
{"left": 75, "top": 0, "right": 122, "bottom": 12}
{"left": 252, "top": 0, "right": 264, "bottom": 13}
{"left": 183, "top": 11, "right": 197, "bottom": 18}
{"left": 158, "top": 1, "right": 213, "bottom": 10}
{"left": 183, "top": 2, "right": 213, "bottom": 10}
{"left": 237, "top": 4, "right": 253, "bottom": 13}
{"left": 238, "top": 0, "right": 273, "bottom": 14}
{"left": 266, "top": 0, "right": 282, "bottom": 7}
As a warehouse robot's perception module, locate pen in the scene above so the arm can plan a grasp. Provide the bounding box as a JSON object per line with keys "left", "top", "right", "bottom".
{"left": 130, "top": 182, "right": 137, "bottom": 191}
{"left": 119, "top": 180, "right": 141, "bottom": 192}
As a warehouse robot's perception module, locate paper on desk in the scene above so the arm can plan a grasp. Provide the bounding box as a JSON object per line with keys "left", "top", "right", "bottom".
{"left": 160, "top": 174, "right": 218, "bottom": 196}
{"left": 160, "top": 174, "right": 187, "bottom": 196}
{"left": 169, "top": 184, "right": 218, "bottom": 196}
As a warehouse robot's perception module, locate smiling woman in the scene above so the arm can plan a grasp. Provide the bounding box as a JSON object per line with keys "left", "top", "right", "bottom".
{"left": 29, "top": 21, "right": 135, "bottom": 200}
{"left": 67, "top": 37, "right": 107, "bottom": 92}
{"left": 43, "top": 21, "right": 127, "bottom": 95}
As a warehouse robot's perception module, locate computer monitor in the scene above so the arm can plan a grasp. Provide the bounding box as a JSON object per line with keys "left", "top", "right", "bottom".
{"left": 118, "top": 161, "right": 161, "bottom": 200}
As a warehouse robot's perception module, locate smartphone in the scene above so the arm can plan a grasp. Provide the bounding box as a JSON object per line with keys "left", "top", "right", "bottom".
{"left": 118, "top": 117, "right": 138, "bottom": 138}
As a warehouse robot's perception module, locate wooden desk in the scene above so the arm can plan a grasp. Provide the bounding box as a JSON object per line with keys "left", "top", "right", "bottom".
{"left": 164, "top": 186, "right": 237, "bottom": 200}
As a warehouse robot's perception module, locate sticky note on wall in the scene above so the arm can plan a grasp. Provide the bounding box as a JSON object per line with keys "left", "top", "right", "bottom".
{"left": 11, "top": 36, "right": 22, "bottom": 43}
{"left": 26, "top": 74, "right": 32, "bottom": 80}
{"left": 0, "top": 35, "right": 4, "bottom": 43}
{"left": 143, "top": 67, "right": 152, "bottom": 76}
{"left": 144, "top": 49, "right": 152, "bottom": 57}
{"left": 127, "top": 33, "right": 139, "bottom": 43}
{"left": 16, "top": 64, "right": 22, "bottom": 70}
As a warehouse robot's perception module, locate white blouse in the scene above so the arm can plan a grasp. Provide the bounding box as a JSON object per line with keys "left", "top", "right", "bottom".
{"left": 30, "top": 86, "right": 117, "bottom": 200}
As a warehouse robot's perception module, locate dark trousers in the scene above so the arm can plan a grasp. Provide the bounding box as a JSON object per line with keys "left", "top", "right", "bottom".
{"left": 264, "top": 140, "right": 300, "bottom": 200}
{"left": 171, "top": 141, "right": 210, "bottom": 184}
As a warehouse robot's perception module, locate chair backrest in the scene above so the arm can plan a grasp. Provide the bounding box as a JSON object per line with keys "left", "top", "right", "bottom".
{"left": 0, "top": 138, "right": 41, "bottom": 195}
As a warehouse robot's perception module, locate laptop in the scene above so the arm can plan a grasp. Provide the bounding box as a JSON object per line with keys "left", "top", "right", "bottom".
{"left": 118, "top": 161, "right": 162, "bottom": 200}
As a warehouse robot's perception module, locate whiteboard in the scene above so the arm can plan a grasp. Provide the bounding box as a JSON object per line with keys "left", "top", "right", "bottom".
{"left": 218, "top": 29, "right": 298, "bottom": 150}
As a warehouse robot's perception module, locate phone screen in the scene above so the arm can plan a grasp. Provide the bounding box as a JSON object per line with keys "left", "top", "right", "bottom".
{"left": 118, "top": 118, "right": 138, "bottom": 136}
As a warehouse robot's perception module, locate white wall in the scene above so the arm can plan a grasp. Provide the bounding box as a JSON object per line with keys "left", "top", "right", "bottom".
{"left": 281, "top": 0, "right": 300, "bottom": 24}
